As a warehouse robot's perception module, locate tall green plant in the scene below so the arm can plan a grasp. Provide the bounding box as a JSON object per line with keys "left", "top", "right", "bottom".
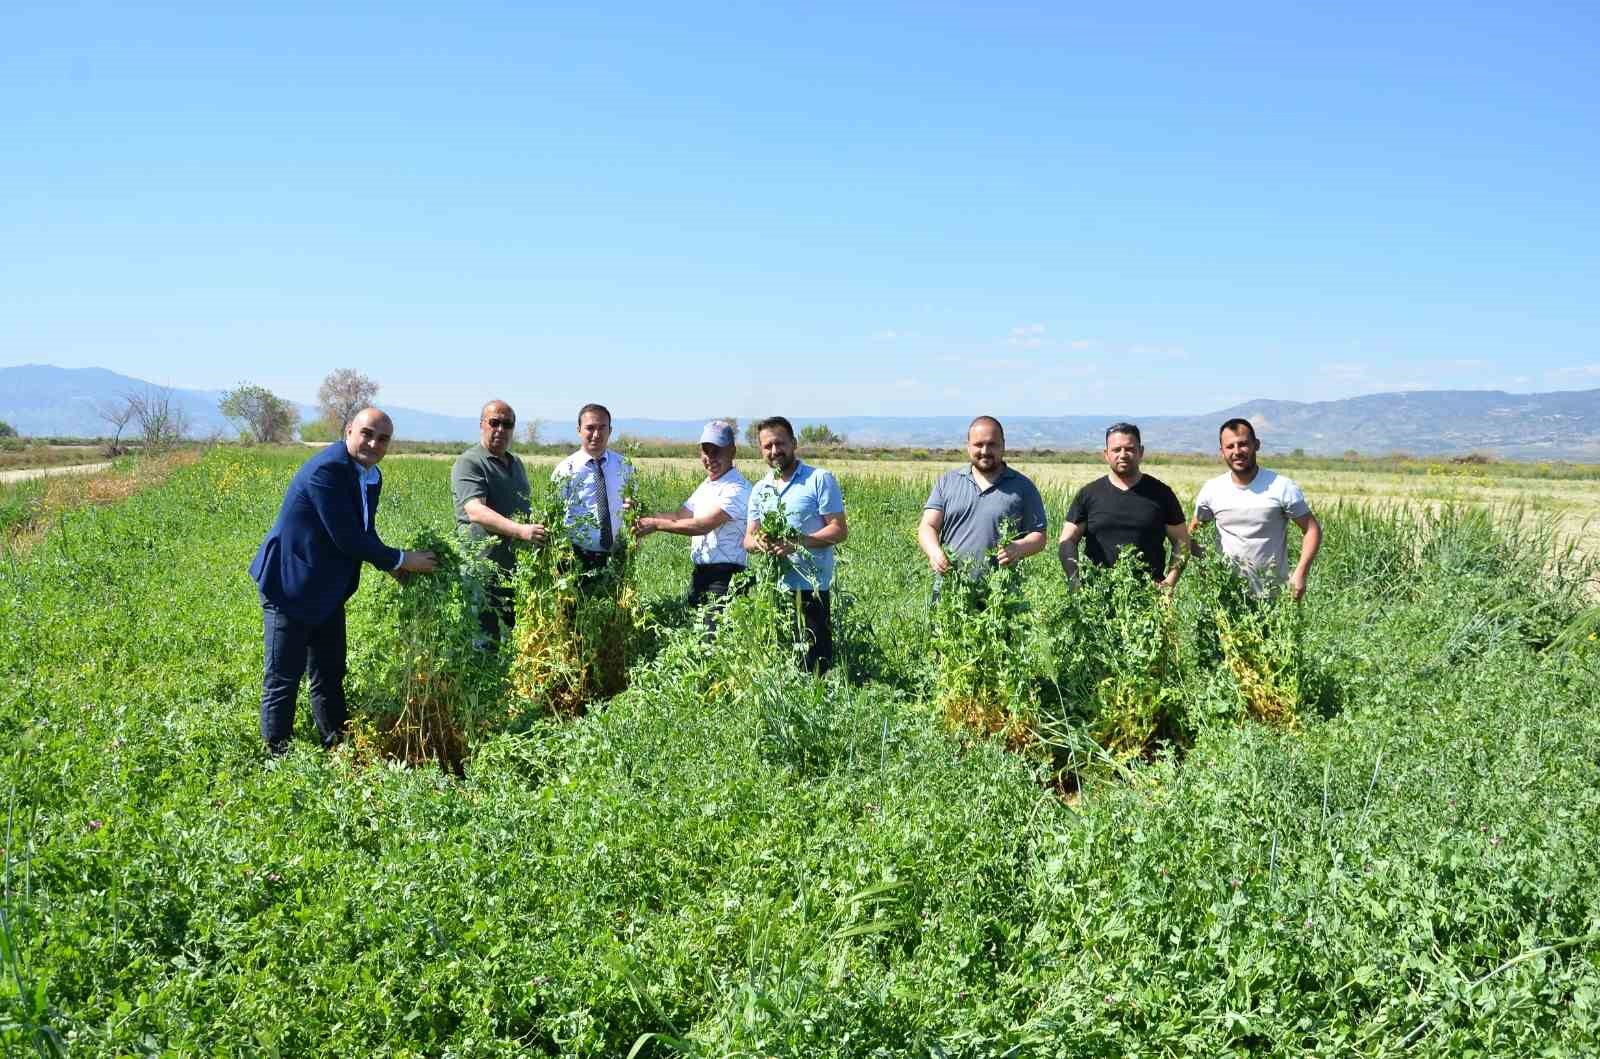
{"left": 927, "top": 536, "right": 1037, "bottom": 749}
{"left": 509, "top": 471, "right": 644, "bottom": 714}
{"left": 350, "top": 526, "right": 502, "bottom": 772}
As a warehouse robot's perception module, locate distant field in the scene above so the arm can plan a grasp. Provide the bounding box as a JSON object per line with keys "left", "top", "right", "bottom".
{"left": 0, "top": 443, "right": 115, "bottom": 472}
{"left": 606, "top": 454, "right": 1600, "bottom": 562}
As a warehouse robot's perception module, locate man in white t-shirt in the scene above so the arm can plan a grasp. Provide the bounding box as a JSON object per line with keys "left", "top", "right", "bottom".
{"left": 1190, "top": 418, "right": 1323, "bottom": 600}
{"left": 634, "top": 420, "right": 752, "bottom": 616}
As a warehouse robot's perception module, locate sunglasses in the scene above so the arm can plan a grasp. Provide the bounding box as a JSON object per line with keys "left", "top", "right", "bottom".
{"left": 485, "top": 417, "right": 515, "bottom": 429}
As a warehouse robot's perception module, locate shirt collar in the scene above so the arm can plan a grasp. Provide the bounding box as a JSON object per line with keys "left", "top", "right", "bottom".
{"left": 569, "top": 448, "right": 612, "bottom": 468}
{"left": 475, "top": 442, "right": 513, "bottom": 464}
{"left": 765, "top": 460, "right": 808, "bottom": 486}
{"left": 960, "top": 464, "right": 1013, "bottom": 486}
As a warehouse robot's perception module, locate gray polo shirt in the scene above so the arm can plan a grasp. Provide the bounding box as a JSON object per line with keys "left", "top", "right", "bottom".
{"left": 451, "top": 443, "right": 531, "bottom": 571}
{"left": 925, "top": 465, "right": 1048, "bottom": 577}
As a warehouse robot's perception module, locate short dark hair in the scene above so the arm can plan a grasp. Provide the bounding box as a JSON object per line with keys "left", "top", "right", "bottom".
{"left": 754, "top": 416, "right": 794, "bottom": 441}
{"left": 1105, "top": 422, "right": 1141, "bottom": 446}
{"left": 1218, "top": 417, "right": 1257, "bottom": 442}
{"left": 968, "top": 415, "right": 1005, "bottom": 443}
{"left": 576, "top": 403, "right": 611, "bottom": 426}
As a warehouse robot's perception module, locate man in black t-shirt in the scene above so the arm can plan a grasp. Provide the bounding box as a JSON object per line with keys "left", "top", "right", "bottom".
{"left": 1059, "top": 422, "right": 1192, "bottom": 588}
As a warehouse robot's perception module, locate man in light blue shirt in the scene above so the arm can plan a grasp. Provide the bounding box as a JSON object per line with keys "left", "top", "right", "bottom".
{"left": 744, "top": 415, "right": 848, "bottom": 674}
{"left": 552, "top": 402, "right": 635, "bottom": 573}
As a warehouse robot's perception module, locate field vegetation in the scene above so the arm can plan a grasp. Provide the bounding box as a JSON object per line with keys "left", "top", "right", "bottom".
{"left": 2, "top": 448, "right": 1598, "bottom": 1056}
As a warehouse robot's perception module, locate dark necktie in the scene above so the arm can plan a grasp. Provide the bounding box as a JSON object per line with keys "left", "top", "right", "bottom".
{"left": 594, "top": 457, "right": 613, "bottom": 552}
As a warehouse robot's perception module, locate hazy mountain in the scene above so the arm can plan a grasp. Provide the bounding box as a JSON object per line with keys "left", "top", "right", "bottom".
{"left": 4, "top": 364, "right": 1599, "bottom": 459}
{"left": 0, "top": 364, "right": 478, "bottom": 442}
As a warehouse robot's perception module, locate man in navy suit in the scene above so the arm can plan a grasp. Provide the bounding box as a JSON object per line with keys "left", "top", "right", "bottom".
{"left": 249, "top": 407, "right": 437, "bottom": 754}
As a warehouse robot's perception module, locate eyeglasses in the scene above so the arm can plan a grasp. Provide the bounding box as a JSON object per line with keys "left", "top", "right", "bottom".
{"left": 485, "top": 417, "right": 515, "bottom": 430}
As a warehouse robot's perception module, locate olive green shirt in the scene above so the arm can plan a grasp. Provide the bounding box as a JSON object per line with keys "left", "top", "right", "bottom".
{"left": 450, "top": 444, "right": 531, "bottom": 571}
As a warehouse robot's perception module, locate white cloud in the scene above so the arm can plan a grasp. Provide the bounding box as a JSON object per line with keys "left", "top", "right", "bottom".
{"left": 1008, "top": 323, "right": 1047, "bottom": 349}
{"left": 1550, "top": 363, "right": 1600, "bottom": 379}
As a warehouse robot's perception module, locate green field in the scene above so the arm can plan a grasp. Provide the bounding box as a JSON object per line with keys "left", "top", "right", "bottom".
{"left": 3, "top": 448, "right": 1599, "bottom": 1057}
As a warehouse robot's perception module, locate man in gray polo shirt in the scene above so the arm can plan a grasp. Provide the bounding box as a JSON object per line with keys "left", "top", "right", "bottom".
{"left": 451, "top": 399, "right": 548, "bottom": 639}
{"left": 918, "top": 416, "right": 1048, "bottom": 593}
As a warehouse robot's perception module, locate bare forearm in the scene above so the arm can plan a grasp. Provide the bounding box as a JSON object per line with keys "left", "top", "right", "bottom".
{"left": 1296, "top": 519, "right": 1323, "bottom": 574}
{"left": 1010, "top": 531, "right": 1046, "bottom": 559}
{"left": 805, "top": 518, "right": 848, "bottom": 549}
{"left": 917, "top": 520, "right": 945, "bottom": 563}
{"left": 465, "top": 502, "right": 527, "bottom": 541}
{"left": 645, "top": 509, "right": 723, "bottom": 537}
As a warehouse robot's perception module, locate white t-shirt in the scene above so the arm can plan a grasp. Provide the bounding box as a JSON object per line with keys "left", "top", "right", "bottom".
{"left": 1193, "top": 468, "right": 1311, "bottom": 586}
{"left": 687, "top": 467, "right": 751, "bottom": 566}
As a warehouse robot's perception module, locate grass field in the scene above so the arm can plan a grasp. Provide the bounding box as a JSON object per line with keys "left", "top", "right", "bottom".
{"left": 0, "top": 444, "right": 117, "bottom": 474}
{"left": 3, "top": 448, "right": 1599, "bottom": 1056}
{"left": 628, "top": 454, "right": 1600, "bottom": 565}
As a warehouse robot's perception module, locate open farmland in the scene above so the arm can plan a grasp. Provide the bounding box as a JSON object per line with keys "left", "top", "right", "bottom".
{"left": 627, "top": 455, "right": 1600, "bottom": 566}
{"left": 3, "top": 448, "right": 1599, "bottom": 1057}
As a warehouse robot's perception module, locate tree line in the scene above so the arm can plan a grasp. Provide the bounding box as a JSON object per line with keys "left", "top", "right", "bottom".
{"left": 70, "top": 371, "right": 851, "bottom": 452}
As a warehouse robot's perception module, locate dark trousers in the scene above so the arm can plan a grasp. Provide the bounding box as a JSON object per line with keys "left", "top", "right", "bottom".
{"left": 478, "top": 582, "right": 516, "bottom": 643}
{"left": 260, "top": 599, "right": 348, "bottom": 752}
{"left": 575, "top": 548, "right": 616, "bottom": 572}
{"left": 794, "top": 589, "right": 833, "bottom": 675}
{"left": 688, "top": 562, "right": 745, "bottom": 634}
{"left": 688, "top": 562, "right": 745, "bottom": 607}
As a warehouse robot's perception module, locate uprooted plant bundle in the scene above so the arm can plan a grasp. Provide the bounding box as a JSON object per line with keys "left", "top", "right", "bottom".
{"left": 508, "top": 474, "right": 643, "bottom": 715}
{"left": 927, "top": 544, "right": 1039, "bottom": 752}
{"left": 1180, "top": 545, "right": 1328, "bottom": 728}
{"left": 351, "top": 525, "right": 504, "bottom": 773}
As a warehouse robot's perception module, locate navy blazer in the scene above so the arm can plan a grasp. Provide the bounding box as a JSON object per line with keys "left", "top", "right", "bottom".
{"left": 250, "top": 441, "right": 404, "bottom": 625}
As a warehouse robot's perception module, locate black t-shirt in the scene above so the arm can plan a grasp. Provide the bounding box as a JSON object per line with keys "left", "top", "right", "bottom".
{"left": 1065, "top": 474, "right": 1186, "bottom": 579}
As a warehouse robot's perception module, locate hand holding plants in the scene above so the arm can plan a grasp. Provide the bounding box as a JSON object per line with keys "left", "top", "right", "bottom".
{"left": 400, "top": 549, "right": 438, "bottom": 574}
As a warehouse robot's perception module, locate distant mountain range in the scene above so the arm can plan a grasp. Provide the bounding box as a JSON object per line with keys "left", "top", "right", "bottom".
{"left": 4, "top": 363, "right": 1599, "bottom": 459}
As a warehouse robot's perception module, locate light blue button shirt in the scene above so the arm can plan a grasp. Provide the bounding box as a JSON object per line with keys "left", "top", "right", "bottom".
{"left": 748, "top": 462, "right": 845, "bottom": 590}
{"left": 553, "top": 448, "right": 634, "bottom": 551}
{"left": 358, "top": 464, "right": 405, "bottom": 570}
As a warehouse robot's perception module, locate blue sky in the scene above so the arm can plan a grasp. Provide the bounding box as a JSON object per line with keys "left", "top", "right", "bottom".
{"left": 3, "top": 1, "right": 1597, "bottom": 420}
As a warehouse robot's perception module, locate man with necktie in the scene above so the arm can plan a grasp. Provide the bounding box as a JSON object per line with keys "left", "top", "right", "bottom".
{"left": 552, "top": 403, "right": 634, "bottom": 573}
{"left": 249, "top": 407, "right": 437, "bottom": 754}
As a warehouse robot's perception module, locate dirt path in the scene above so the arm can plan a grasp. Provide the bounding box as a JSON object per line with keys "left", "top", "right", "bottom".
{"left": 0, "top": 461, "right": 113, "bottom": 485}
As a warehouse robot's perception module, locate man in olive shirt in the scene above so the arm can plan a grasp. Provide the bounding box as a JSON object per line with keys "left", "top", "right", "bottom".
{"left": 451, "top": 400, "right": 547, "bottom": 640}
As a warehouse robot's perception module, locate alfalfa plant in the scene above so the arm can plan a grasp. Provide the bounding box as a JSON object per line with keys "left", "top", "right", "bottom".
{"left": 509, "top": 471, "right": 644, "bottom": 715}
{"left": 355, "top": 526, "right": 502, "bottom": 773}
{"left": 1, "top": 770, "right": 68, "bottom": 1058}
{"left": 1037, "top": 550, "right": 1186, "bottom": 763}
{"left": 696, "top": 496, "right": 830, "bottom": 701}
{"left": 928, "top": 534, "right": 1039, "bottom": 751}
{"left": 1177, "top": 548, "right": 1318, "bottom": 728}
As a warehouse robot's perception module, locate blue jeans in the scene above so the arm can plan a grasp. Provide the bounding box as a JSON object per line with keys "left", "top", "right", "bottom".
{"left": 260, "top": 597, "right": 348, "bottom": 752}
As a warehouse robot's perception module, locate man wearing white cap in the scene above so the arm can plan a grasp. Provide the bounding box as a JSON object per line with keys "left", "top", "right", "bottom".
{"left": 634, "top": 420, "right": 752, "bottom": 612}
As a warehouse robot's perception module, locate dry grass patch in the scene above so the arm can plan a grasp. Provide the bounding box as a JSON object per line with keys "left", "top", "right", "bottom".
{"left": 1, "top": 450, "right": 201, "bottom": 550}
